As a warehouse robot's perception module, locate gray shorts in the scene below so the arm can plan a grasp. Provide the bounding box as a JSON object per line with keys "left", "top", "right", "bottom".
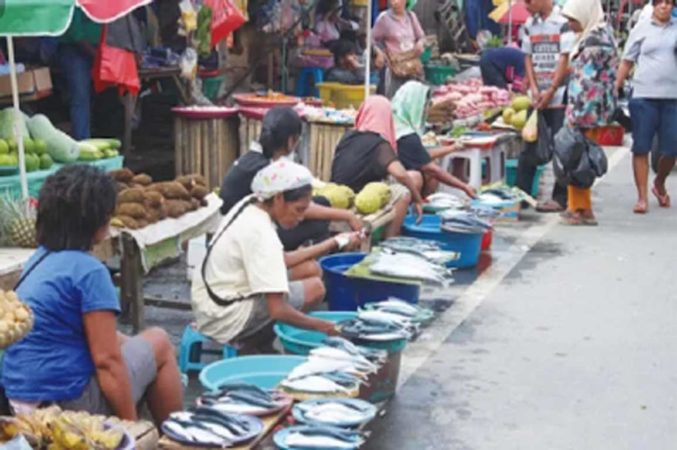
{"left": 58, "top": 336, "right": 157, "bottom": 415}
{"left": 233, "top": 281, "right": 306, "bottom": 344}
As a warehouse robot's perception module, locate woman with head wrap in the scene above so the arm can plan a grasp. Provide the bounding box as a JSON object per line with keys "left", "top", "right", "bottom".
{"left": 392, "top": 80, "right": 477, "bottom": 198}
{"left": 193, "top": 160, "right": 359, "bottom": 353}
{"left": 331, "top": 95, "right": 424, "bottom": 238}
{"left": 220, "top": 107, "right": 363, "bottom": 259}
{"left": 559, "top": 0, "right": 617, "bottom": 224}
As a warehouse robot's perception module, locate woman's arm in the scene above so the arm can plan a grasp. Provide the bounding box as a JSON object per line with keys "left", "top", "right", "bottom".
{"left": 266, "top": 293, "right": 337, "bottom": 334}
{"left": 428, "top": 144, "right": 461, "bottom": 160}
{"left": 84, "top": 311, "right": 136, "bottom": 421}
{"left": 304, "top": 202, "right": 363, "bottom": 231}
{"left": 387, "top": 160, "right": 424, "bottom": 219}
{"left": 284, "top": 237, "right": 339, "bottom": 267}
{"left": 615, "top": 60, "right": 634, "bottom": 92}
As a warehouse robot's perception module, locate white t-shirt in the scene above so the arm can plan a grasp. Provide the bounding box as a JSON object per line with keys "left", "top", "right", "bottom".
{"left": 191, "top": 196, "right": 289, "bottom": 343}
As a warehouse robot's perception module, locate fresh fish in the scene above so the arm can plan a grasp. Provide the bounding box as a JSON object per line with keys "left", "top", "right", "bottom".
{"left": 284, "top": 427, "right": 363, "bottom": 449}
{"left": 374, "top": 298, "right": 419, "bottom": 315}
{"left": 281, "top": 375, "right": 353, "bottom": 393}
{"left": 381, "top": 237, "right": 459, "bottom": 265}
{"left": 339, "top": 318, "right": 412, "bottom": 341}
{"left": 208, "top": 401, "right": 269, "bottom": 415}
{"left": 163, "top": 419, "right": 231, "bottom": 447}
{"left": 309, "top": 347, "right": 378, "bottom": 373}
{"left": 287, "top": 358, "right": 359, "bottom": 381}
{"left": 322, "top": 337, "right": 387, "bottom": 362}
{"left": 357, "top": 309, "right": 412, "bottom": 328}
{"left": 369, "top": 251, "right": 453, "bottom": 285}
{"left": 298, "top": 402, "right": 372, "bottom": 424}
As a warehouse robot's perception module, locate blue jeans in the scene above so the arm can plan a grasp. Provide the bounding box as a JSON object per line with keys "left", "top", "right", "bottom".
{"left": 629, "top": 98, "right": 677, "bottom": 157}
{"left": 57, "top": 44, "right": 93, "bottom": 140}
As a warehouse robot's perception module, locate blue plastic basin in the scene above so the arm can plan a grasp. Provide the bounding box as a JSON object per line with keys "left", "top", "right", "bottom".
{"left": 319, "top": 253, "right": 420, "bottom": 311}
{"left": 199, "top": 355, "right": 306, "bottom": 391}
{"left": 402, "top": 215, "right": 483, "bottom": 269}
{"left": 275, "top": 311, "right": 407, "bottom": 355}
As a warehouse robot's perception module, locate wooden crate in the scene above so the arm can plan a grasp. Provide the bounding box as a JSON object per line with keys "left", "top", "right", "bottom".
{"left": 307, "top": 122, "right": 351, "bottom": 181}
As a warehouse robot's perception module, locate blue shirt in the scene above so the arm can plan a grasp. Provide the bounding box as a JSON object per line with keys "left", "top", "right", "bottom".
{"left": 2, "top": 247, "right": 120, "bottom": 402}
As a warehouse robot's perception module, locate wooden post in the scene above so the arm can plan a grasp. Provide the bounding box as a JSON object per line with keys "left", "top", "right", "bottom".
{"left": 120, "top": 233, "right": 144, "bottom": 333}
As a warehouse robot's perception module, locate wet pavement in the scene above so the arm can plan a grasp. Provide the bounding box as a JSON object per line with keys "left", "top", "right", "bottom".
{"left": 122, "top": 146, "right": 677, "bottom": 449}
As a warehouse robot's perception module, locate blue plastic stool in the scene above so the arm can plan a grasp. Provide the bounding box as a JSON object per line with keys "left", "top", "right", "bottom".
{"left": 295, "top": 67, "right": 324, "bottom": 97}
{"left": 178, "top": 325, "right": 237, "bottom": 374}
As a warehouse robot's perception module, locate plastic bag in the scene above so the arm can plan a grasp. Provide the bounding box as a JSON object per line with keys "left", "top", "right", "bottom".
{"left": 179, "top": 47, "right": 198, "bottom": 80}
{"left": 522, "top": 110, "right": 538, "bottom": 143}
{"left": 204, "top": 0, "right": 245, "bottom": 46}
{"left": 522, "top": 110, "right": 553, "bottom": 166}
{"left": 554, "top": 127, "right": 608, "bottom": 188}
{"left": 92, "top": 25, "right": 140, "bottom": 96}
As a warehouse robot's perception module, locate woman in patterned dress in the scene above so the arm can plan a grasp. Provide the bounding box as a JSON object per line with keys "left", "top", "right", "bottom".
{"left": 560, "top": 0, "right": 618, "bottom": 225}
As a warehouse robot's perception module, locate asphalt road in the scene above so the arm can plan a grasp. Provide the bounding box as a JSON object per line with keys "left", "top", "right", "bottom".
{"left": 365, "top": 148, "right": 677, "bottom": 450}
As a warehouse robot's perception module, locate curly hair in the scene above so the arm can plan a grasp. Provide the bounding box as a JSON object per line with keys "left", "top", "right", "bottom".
{"left": 36, "top": 164, "right": 117, "bottom": 251}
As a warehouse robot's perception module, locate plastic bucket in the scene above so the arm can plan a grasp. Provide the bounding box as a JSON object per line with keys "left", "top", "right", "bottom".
{"left": 402, "top": 215, "right": 483, "bottom": 269}
{"left": 275, "top": 311, "right": 357, "bottom": 355}
{"left": 199, "top": 355, "right": 306, "bottom": 391}
{"left": 505, "top": 159, "right": 544, "bottom": 198}
{"left": 481, "top": 229, "right": 493, "bottom": 251}
{"left": 319, "top": 253, "right": 420, "bottom": 311}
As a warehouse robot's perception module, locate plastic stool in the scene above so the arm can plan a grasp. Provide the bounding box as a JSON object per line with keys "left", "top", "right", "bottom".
{"left": 439, "top": 147, "right": 483, "bottom": 191}
{"left": 295, "top": 67, "right": 324, "bottom": 97}
{"left": 178, "top": 325, "right": 237, "bottom": 374}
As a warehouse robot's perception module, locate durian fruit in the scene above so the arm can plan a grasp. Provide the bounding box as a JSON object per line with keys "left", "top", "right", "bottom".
{"left": 315, "top": 183, "right": 355, "bottom": 209}
{"left": 355, "top": 182, "right": 391, "bottom": 215}
{"left": 0, "top": 197, "right": 37, "bottom": 248}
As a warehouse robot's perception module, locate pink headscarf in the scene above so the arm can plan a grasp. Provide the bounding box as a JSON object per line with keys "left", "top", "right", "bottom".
{"left": 355, "top": 96, "right": 398, "bottom": 152}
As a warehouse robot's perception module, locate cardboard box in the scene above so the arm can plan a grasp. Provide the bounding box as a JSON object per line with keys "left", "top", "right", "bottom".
{"left": 0, "top": 67, "right": 53, "bottom": 98}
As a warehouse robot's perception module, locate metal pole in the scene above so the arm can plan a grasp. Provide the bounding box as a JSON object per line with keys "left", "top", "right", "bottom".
{"left": 364, "top": 0, "right": 373, "bottom": 99}
{"left": 7, "top": 37, "right": 28, "bottom": 201}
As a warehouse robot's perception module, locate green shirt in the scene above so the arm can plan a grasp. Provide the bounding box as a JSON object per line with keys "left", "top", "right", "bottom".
{"left": 59, "top": 9, "right": 101, "bottom": 45}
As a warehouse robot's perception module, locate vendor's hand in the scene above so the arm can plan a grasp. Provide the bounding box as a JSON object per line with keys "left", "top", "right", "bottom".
{"left": 414, "top": 202, "right": 424, "bottom": 224}
{"left": 415, "top": 41, "right": 426, "bottom": 56}
{"left": 374, "top": 50, "right": 386, "bottom": 69}
{"left": 317, "top": 320, "right": 340, "bottom": 336}
{"left": 536, "top": 88, "right": 555, "bottom": 110}
{"left": 464, "top": 185, "right": 477, "bottom": 199}
{"left": 336, "top": 231, "right": 363, "bottom": 251}
{"left": 614, "top": 81, "right": 625, "bottom": 98}
{"left": 346, "top": 212, "right": 364, "bottom": 232}
{"left": 529, "top": 87, "right": 540, "bottom": 107}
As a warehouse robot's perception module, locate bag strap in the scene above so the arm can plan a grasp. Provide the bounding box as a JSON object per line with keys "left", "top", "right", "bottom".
{"left": 201, "top": 197, "right": 257, "bottom": 307}
{"left": 15, "top": 250, "right": 51, "bottom": 290}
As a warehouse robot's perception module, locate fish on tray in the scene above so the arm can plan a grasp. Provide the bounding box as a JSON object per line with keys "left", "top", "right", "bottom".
{"left": 381, "top": 237, "right": 460, "bottom": 265}
{"left": 278, "top": 425, "right": 364, "bottom": 449}
{"left": 162, "top": 407, "right": 262, "bottom": 447}
{"left": 281, "top": 374, "right": 359, "bottom": 394}
{"left": 322, "top": 336, "right": 387, "bottom": 363}
{"left": 370, "top": 251, "right": 452, "bottom": 284}
{"left": 294, "top": 399, "right": 376, "bottom": 426}
{"left": 198, "top": 383, "right": 289, "bottom": 415}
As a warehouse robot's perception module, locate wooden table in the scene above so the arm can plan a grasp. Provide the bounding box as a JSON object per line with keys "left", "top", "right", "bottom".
{"left": 123, "top": 67, "right": 190, "bottom": 153}
{"left": 158, "top": 406, "right": 290, "bottom": 450}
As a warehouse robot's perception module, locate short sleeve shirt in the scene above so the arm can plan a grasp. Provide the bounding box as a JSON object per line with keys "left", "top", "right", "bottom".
{"left": 191, "top": 199, "right": 289, "bottom": 343}
{"left": 522, "top": 7, "right": 576, "bottom": 106}
{"left": 622, "top": 18, "right": 677, "bottom": 99}
{"left": 372, "top": 11, "right": 425, "bottom": 54}
{"left": 2, "top": 248, "right": 120, "bottom": 402}
{"left": 397, "top": 133, "right": 432, "bottom": 171}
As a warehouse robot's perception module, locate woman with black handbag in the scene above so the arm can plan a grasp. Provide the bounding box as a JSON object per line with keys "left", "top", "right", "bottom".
{"left": 558, "top": 0, "right": 618, "bottom": 225}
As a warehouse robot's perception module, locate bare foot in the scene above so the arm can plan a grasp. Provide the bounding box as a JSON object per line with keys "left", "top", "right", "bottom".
{"left": 633, "top": 200, "right": 648, "bottom": 214}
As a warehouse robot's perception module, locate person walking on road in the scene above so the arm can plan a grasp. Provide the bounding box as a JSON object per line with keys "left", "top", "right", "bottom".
{"left": 518, "top": 0, "right": 576, "bottom": 213}
{"left": 559, "top": 0, "right": 618, "bottom": 225}
{"left": 616, "top": 0, "right": 677, "bottom": 214}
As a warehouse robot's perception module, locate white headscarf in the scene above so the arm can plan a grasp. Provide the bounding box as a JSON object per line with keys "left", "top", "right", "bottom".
{"left": 562, "top": 0, "right": 605, "bottom": 57}
{"left": 251, "top": 159, "right": 313, "bottom": 200}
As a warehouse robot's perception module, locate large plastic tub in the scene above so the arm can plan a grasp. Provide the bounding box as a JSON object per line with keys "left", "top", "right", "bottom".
{"left": 319, "top": 253, "right": 420, "bottom": 311}
{"left": 505, "top": 159, "right": 544, "bottom": 198}
{"left": 274, "top": 311, "right": 407, "bottom": 402}
{"left": 199, "top": 355, "right": 306, "bottom": 391}
{"left": 317, "top": 82, "right": 376, "bottom": 109}
{"left": 402, "top": 215, "right": 483, "bottom": 269}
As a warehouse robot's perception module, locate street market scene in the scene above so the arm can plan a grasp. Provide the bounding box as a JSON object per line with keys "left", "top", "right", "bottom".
{"left": 0, "top": 0, "right": 675, "bottom": 448}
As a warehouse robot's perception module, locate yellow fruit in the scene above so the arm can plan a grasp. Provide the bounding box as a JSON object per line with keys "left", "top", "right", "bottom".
{"left": 15, "top": 307, "right": 28, "bottom": 322}
{"left": 355, "top": 189, "right": 382, "bottom": 215}
{"left": 502, "top": 107, "right": 515, "bottom": 123}
{"left": 511, "top": 95, "right": 531, "bottom": 112}
{"left": 511, "top": 110, "right": 528, "bottom": 130}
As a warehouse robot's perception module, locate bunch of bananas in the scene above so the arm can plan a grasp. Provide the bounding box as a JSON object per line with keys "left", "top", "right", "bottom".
{"left": 0, "top": 408, "right": 124, "bottom": 449}
{"left": 0, "top": 290, "right": 33, "bottom": 348}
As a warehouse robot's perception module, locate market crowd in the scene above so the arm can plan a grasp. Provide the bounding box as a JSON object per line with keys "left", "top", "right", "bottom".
{"left": 1, "top": 0, "right": 676, "bottom": 428}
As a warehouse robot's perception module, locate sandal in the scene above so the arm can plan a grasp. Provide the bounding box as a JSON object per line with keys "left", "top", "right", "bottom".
{"left": 580, "top": 214, "right": 599, "bottom": 226}
{"left": 536, "top": 200, "right": 565, "bottom": 213}
{"left": 560, "top": 210, "right": 583, "bottom": 225}
{"left": 651, "top": 185, "right": 671, "bottom": 208}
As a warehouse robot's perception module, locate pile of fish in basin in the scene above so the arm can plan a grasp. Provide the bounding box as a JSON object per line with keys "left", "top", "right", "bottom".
{"left": 161, "top": 382, "right": 293, "bottom": 448}
{"left": 274, "top": 300, "right": 432, "bottom": 449}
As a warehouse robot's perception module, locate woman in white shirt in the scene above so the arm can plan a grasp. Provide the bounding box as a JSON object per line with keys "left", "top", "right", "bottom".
{"left": 192, "top": 161, "right": 358, "bottom": 353}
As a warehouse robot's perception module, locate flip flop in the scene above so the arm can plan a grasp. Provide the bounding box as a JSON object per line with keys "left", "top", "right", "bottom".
{"left": 560, "top": 210, "right": 583, "bottom": 225}
{"left": 651, "top": 186, "right": 671, "bottom": 208}
{"left": 536, "top": 200, "right": 565, "bottom": 213}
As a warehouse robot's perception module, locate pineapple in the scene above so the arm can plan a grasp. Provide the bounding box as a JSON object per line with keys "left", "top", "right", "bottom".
{"left": 0, "top": 197, "right": 37, "bottom": 248}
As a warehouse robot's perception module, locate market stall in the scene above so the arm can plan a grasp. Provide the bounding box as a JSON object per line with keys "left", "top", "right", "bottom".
{"left": 301, "top": 106, "right": 356, "bottom": 181}
{"left": 173, "top": 106, "right": 240, "bottom": 189}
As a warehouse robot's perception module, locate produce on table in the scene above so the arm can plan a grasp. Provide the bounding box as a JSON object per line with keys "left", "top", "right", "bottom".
{"left": 502, "top": 107, "right": 515, "bottom": 124}
{"left": 433, "top": 79, "right": 511, "bottom": 121}
{"left": 77, "top": 142, "right": 103, "bottom": 161}
{"left": 355, "top": 182, "right": 391, "bottom": 215}
{"left": 0, "top": 108, "right": 30, "bottom": 142}
{"left": 26, "top": 114, "right": 80, "bottom": 163}
{"left": 0, "top": 139, "right": 8, "bottom": 154}
{"left": 33, "top": 138, "right": 47, "bottom": 155}
{"left": 0, "top": 406, "right": 125, "bottom": 449}
{"left": 110, "top": 170, "right": 210, "bottom": 230}
{"left": 78, "top": 139, "right": 121, "bottom": 161}
{"left": 511, "top": 95, "right": 530, "bottom": 112}
{"left": 0, "top": 197, "right": 37, "bottom": 248}
{"left": 0, "top": 289, "right": 33, "bottom": 348}
{"left": 511, "top": 110, "right": 528, "bottom": 130}
{"left": 313, "top": 183, "right": 355, "bottom": 209}
{"left": 196, "top": 5, "right": 213, "bottom": 58}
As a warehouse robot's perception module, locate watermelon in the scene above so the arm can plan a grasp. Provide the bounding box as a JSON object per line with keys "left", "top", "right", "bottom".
{"left": 26, "top": 114, "right": 80, "bottom": 163}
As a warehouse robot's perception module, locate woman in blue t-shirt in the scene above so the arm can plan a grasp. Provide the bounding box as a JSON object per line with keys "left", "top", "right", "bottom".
{"left": 2, "top": 165, "right": 183, "bottom": 425}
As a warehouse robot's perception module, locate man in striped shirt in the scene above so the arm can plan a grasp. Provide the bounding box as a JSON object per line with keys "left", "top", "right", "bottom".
{"left": 517, "top": 0, "right": 576, "bottom": 212}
